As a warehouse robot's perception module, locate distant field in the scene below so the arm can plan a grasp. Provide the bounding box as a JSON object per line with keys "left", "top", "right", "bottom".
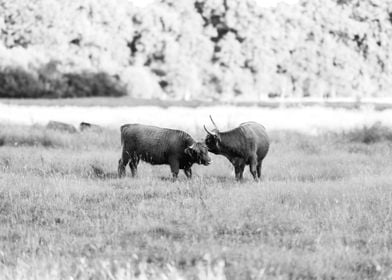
{"left": 2, "top": 97, "right": 392, "bottom": 110}
{"left": 0, "top": 124, "right": 392, "bottom": 279}
{"left": 0, "top": 97, "right": 208, "bottom": 108}
{"left": 1, "top": 103, "right": 392, "bottom": 135}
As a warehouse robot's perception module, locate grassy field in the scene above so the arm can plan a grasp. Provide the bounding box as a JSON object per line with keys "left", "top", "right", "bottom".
{"left": 0, "top": 123, "right": 392, "bottom": 279}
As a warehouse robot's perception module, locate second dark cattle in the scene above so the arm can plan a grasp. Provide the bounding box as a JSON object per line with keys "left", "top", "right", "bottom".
{"left": 118, "top": 124, "right": 211, "bottom": 179}
{"left": 204, "top": 116, "right": 269, "bottom": 181}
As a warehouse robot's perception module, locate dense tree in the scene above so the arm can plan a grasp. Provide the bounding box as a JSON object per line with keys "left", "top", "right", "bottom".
{"left": 0, "top": 0, "right": 391, "bottom": 99}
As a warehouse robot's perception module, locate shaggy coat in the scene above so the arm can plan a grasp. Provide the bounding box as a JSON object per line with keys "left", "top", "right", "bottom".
{"left": 118, "top": 124, "right": 211, "bottom": 179}
{"left": 205, "top": 121, "right": 269, "bottom": 181}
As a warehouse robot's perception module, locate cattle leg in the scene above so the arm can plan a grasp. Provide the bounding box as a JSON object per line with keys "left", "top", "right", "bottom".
{"left": 249, "top": 157, "right": 259, "bottom": 182}
{"left": 256, "top": 160, "right": 263, "bottom": 179}
{"left": 118, "top": 159, "right": 126, "bottom": 178}
{"left": 184, "top": 168, "right": 192, "bottom": 179}
{"left": 118, "top": 150, "right": 130, "bottom": 178}
{"left": 234, "top": 163, "right": 245, "bottom": 181}
{"left": 169, "top": 158, "right": 180, "bottom": 180}
{"left": 129, "top": 159, "right": 138, "bottom": 177}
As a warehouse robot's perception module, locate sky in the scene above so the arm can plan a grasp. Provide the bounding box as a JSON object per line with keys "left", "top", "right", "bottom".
{"left": 130, "top": 0, "right": 299, "bottom": 8}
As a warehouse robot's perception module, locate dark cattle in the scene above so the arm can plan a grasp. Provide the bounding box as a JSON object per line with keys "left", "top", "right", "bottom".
{"left": 204, "top": 116, "right": 269, "bottom": 181}
{"left": 46, "top": 121, "right": 77, "bottom": 133}
{"left": 118, "top": 124, "right": 211, "bottom": 179}
{"left": 79, "top": 122, "right": 102, "bottom": 132}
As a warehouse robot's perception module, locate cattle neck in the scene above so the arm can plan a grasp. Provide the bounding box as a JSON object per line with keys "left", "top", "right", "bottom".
{"left": 217, "top": 128, "right": 246, "bottom": 157}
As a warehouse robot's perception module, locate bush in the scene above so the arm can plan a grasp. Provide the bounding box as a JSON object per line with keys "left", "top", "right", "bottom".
{"left": 61, "top": 72, "right": 126, "bottom": 98}
{"left": 344, "top": 122, "right": 392, "bottom": 144}
{"left": 0, "top": 66, "right": 127, "bottom": 98}
{"left": 0, "top": 67, "right": 44, "bottom": 98}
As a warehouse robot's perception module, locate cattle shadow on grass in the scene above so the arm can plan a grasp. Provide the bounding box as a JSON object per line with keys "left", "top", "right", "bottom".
{"left": 157, "top": 176, "right": 175, "bottom": 182}
{"left": 89, "top": 165, "right": 118, "bottom": 179}
{"left": 213, "top": 175, "right": 238, "bottom": 183}
{"left": 89, "top": 165, "right": 257, "bottom": 183}
{"left": 89, "top": 166, "right": 183, "bottom": 181}
{"left": 158, "top": 175, "right": 235, "bottom": 183}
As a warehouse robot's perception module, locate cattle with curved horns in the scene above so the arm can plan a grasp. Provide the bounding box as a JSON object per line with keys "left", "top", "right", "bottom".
{"left": 118, "top": 124, "right": 211, "bottom": 180}
{"left": 204, "top": 116, "right": 269, "bottom": 181}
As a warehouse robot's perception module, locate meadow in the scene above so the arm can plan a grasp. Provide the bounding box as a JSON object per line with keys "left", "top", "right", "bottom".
{"left": 0, "top": 123, "right": 392, "bottom": 279}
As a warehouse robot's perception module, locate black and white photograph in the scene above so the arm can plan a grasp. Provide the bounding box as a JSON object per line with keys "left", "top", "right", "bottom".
{"left": 1, "top": 0, "right": 392, "bottom": 279}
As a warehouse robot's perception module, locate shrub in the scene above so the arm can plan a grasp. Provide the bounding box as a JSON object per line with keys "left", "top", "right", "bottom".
{"left": 61, "top": 72, "right": 126, "bottom": 98}
{"left": 0, "top": 66, "right": 127, "bottom": 98}
{"left": 344, "top": 122, "right": 392, "bottom": 144}
{"left": 0, "top": 67, "right": 44, "bottom": 98}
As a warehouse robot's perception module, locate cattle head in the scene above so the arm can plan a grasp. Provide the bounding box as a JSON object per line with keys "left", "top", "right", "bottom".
{"left": 185, "top": 142, "right": 211, "bottom": 165}
{"left": 204, "top": 115, "right": 222, "bottom": 154}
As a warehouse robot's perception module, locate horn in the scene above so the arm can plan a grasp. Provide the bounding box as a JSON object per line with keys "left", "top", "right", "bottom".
{"left": 209, "top": 115, "right": 219, "bottom": 130}
{"left": 204, "top": 125, "right": 215, "bottom": 136}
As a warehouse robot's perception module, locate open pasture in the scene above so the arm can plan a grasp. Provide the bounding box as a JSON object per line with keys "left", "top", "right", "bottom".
{"left": 0, "top": 123, "right": 392, "bottom": 279}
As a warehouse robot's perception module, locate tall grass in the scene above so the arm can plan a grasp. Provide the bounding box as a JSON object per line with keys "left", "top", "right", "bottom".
{"left": 0, "top": 124, "right": 391, "bottom": 279}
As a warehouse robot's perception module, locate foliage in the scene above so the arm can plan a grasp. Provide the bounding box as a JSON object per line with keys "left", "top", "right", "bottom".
{"left": 0, "top": 65, "right": 126, "bottom": 98}
{"left": 344, "top": 122, "right": 392, "bottom": 144}
{"left": 0, "top": 0, "right": 392, "bottom": 99}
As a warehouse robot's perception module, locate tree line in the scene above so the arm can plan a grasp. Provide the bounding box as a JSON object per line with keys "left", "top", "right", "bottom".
{"left": 0, "top": 0, "right": 391, "bottom": 99}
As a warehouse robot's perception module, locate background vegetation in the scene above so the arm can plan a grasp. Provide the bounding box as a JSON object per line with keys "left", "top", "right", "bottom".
{"left": 1, "top": 0, "right": 392, "bottom": 99}
{"left": 0, "top": 123, "right": 392, "bottom": 279}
